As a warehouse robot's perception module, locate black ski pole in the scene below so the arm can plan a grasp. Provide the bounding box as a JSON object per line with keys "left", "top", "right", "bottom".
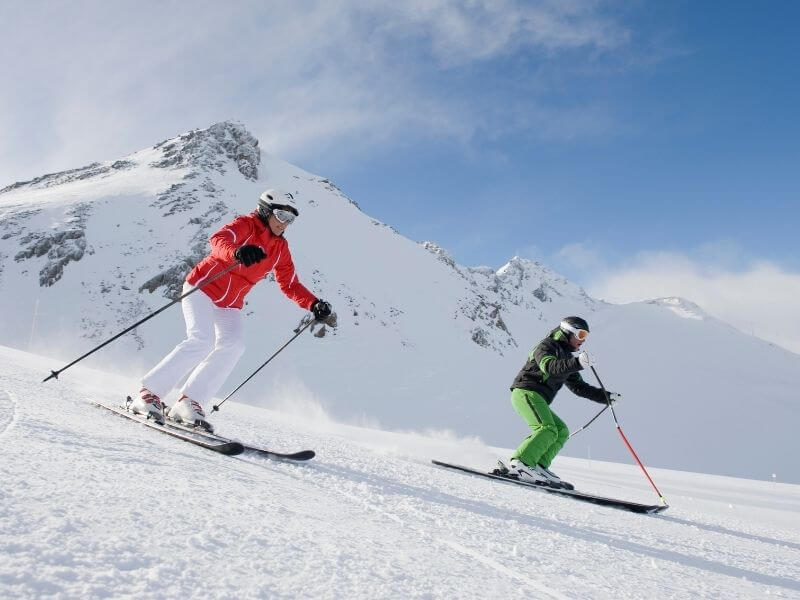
{"left": 43, "top": 263, "right": 239, "bottom": 382}
{"left": 589, "top": 365, "right": 668, "bottom": 507}
{"left": 211, "top": 318, "right": 315, "bottom": 413}
{"left": 568, "top": 404, "right": 610, "bottom": 439}
{"left": 569, "top": 363, "right": 614, "bottom": 439}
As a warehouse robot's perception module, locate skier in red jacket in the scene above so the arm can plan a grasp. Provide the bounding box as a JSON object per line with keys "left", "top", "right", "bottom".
{"left": 132, "top": 189, "right": 335, "bottom": 431}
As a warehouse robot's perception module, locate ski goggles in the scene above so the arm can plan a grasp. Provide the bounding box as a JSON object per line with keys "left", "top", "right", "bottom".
{"left": 560, "top": 321, "right": 589, "bottom": 341}
{"left": 272, "top": 208, "right": 297, "bottom": 225}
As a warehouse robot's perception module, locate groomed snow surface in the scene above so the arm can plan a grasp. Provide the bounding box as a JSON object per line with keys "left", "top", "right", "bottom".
{"left": 1, "top": 345, "right": 798, "bottom": 599}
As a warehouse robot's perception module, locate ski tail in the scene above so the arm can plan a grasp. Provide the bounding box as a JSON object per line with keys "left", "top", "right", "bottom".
{"left": 94, "top": 402, "right": 245, "bottom": 455}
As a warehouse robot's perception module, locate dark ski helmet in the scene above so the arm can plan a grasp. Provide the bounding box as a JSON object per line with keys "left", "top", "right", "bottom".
{"left": 258, "top": 189, "right": 299, "bottom": 223}
{"left": 560, "top": 316, "right": 590, "bottom": 341}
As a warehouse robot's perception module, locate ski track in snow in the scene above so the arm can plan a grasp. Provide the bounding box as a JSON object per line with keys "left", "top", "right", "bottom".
{"left": 312, "top": 462, "right": 569, "bottom": 600}
{"left": 1, "top": 346, "right": 799, "bottom": 599}
{"left": 0, "top": 389, "right": 16, "bottom": 438}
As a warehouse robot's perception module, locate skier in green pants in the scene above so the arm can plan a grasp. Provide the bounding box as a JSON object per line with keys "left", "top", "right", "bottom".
{"left": 499, "top": 316, "right": 621, "bottom": 489}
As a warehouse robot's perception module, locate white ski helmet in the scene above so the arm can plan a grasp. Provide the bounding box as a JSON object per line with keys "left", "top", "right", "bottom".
{"left": 258, "top": 189, "right": 299, "bottom": 222}
{"left": 259, "top": 188, "right": 297, "bottom": 209}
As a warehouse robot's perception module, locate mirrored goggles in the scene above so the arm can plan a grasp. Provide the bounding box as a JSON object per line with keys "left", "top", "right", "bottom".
{"left": 272, "top": 208, "right": 297, "bottom": 225}
{"left": 572, "top": 328, "right": 589, "bottom": 341}
{"left": 561, "top": 322, "right": 589, "bottom": 341}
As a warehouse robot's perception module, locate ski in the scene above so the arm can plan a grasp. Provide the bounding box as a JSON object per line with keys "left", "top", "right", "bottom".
{"left": 159, "top": 419, "right": 315, "bottom": 461}
{"left": 432, "top": 460, "right": 669, "bottom": 514}
{"left": 94, "top": 402, "right": 245, "bottom": 455}
{"left": 110, "top": 397, "right": 315, "bottom": 462}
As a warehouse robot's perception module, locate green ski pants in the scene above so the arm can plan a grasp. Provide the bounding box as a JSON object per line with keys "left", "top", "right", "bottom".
{"left": 510, "top": 388, "right": 569, "bottom": 469}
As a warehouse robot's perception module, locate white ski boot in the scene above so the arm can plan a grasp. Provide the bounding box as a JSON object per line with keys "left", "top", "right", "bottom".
{"left": 168, "top": 395, "right": 214, "bottom": 433}
{"left": 130, "top": 388, "right": 165, "bottom": 424}
{"left": 498, "top": 459, "right": 553, "bottom": 486}
{"left": 537, "top": 464, "right": 574, "bottom": 490}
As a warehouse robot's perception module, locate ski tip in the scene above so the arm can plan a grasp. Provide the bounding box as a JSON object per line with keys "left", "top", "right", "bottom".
{"left": 241, "top": 447, "right": 316, "bottom": 461}
{"left": 285, "top": 449, "right": 316, "bottom": 461}
{"left": 219, "top": 442, "right": 246, "bottom": 456}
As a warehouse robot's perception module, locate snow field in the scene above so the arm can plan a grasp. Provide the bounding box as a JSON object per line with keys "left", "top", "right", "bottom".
{"left": 1, "top": 345, "right": 799, "bottom": 599}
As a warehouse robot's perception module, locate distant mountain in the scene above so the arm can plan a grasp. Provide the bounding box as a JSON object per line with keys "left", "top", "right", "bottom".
{"left": 1, "top": 121, "right": 797, "bottom": 483}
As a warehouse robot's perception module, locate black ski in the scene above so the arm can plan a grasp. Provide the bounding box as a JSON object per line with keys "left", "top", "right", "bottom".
{"left": 95, "top": 403, "right": 245, "bottom": 455}
{"left": 110, "top": 397, "right": 315, "bottom": 462}
{"left": 160, "top": 419, "right": 315, "bottom": 462}
{"left": 432, "top": 460, "right": 669, "bottom": 514}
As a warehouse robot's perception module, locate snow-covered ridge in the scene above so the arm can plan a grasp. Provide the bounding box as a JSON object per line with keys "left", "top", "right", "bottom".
{"left": 0, "top": 159, "right": 137, "bottom": 194}
{"left": 645, "top": 296, "right": 708, "bottom": 320}
{"left": 0, "top": 121, "right": 798, "bottom": 485}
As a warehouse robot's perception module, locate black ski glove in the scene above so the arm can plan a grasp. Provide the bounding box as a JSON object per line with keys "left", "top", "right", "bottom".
{"left": 311, "top": 299, "right": 332, "bottom": 321}
{"left": 234, "top": 245, "right": 266, "bottom": 267}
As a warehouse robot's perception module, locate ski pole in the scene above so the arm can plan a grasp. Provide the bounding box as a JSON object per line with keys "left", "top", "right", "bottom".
{"left": 211, "top": 318, "right": 315, "bottom": 413}
{"left": 590, "top": 365, "right": 669, "bottom": 507}
{"left": 568, "top": 403, "right": 609, "bottom": 439}
{"left": 43, "top": 263, "right": 239, "bottom": 382}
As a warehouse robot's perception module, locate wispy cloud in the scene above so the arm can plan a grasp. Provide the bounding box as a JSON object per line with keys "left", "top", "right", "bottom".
{"left": 571, "top": 247, "right": 800, "bottom": 355}
{"left": 0, "top": 1, "right": 631, "bottom": 185}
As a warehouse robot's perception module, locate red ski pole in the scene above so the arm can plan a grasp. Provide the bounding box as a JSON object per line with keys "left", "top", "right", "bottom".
{"left": 590, "top": 366, "right": 669, "bottom": 507}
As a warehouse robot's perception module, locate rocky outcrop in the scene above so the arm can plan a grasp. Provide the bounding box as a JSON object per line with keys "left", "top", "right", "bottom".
{"left": 151, "top": 121, "right": 260, "bottom": 180}
{"left": 14, "top": 203, "right": 92, "bottom": 286}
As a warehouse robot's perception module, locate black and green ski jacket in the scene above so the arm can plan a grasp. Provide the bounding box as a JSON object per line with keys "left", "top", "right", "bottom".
{"left": 510, "top": 328, "right": 608, "bottom": 405}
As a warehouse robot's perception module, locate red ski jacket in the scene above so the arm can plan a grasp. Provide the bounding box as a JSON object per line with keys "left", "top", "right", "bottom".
{"left": 186, "top": 211, "right": 317, "bottom": 310}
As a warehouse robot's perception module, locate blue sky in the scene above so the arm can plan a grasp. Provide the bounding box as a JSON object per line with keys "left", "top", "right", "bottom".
{"left": 1, "top": 1, "right": 798, "bottom": 351}
{"left": 322, "top": 2, "right": 799, "bottom": 272}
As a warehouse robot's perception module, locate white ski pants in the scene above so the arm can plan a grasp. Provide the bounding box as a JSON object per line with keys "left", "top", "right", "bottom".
{"left": 141, "top": 283, "right": 245, "bottom": 409}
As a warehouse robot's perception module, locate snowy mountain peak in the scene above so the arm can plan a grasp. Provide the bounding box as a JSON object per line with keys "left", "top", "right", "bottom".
{"left": 646, "top": 296, "right": 708, "bottom": 320}
{"left": 0, "top": 121, "right": 260, "bottom": 198}
{"left": 149, "top": 120, "right": 261, "bottom": 180}
{"left": 494, "top": 256, "right": 596, "bottom": 310}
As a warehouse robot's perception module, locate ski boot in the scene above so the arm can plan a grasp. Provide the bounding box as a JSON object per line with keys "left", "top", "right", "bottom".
{"left": 129, "top": 388, "right": 165, "bottom": 425}
{"left": 537, "top": 464, "right": 574, "bottom": 490}
{"left": 494, "top": 459, "right": 552, "bottom": 486}
{"left": 168, "top": 395, "right": 214, "bottom": 433}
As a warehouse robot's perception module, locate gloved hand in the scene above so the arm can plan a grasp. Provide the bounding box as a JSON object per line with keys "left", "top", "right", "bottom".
{"left": 234, "top": 245, "right": 266, "bottom": 267}
{"left": 578, "top": 351, "right": 592, "bottom": 370}
{"left": 311, "top": 299, "right": 332, "bottom": 321}
{"left": 607, "top": 392, "right": 622, "bottom": 403}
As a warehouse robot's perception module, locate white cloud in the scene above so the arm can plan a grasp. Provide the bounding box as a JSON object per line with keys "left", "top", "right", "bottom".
{"left": 0, "top": 1, "right": 630, "bottom": 186}
{"left": 584, "top": 250, "right": 800, "bottom": 355}
{"left": 555, "top": 242, "right": 608, "bottom": 273}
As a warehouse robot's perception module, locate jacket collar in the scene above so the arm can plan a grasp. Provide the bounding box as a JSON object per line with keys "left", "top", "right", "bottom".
{"left": 550, "top": 328, "right": 575, "bottom": 353}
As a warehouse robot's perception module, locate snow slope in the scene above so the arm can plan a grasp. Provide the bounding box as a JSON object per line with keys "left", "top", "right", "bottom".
{"left": 0, "top": 121, "right": 798, "bottom": 484}
{"left": 1, "top": 345, "right": 799, "bottom": 599}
